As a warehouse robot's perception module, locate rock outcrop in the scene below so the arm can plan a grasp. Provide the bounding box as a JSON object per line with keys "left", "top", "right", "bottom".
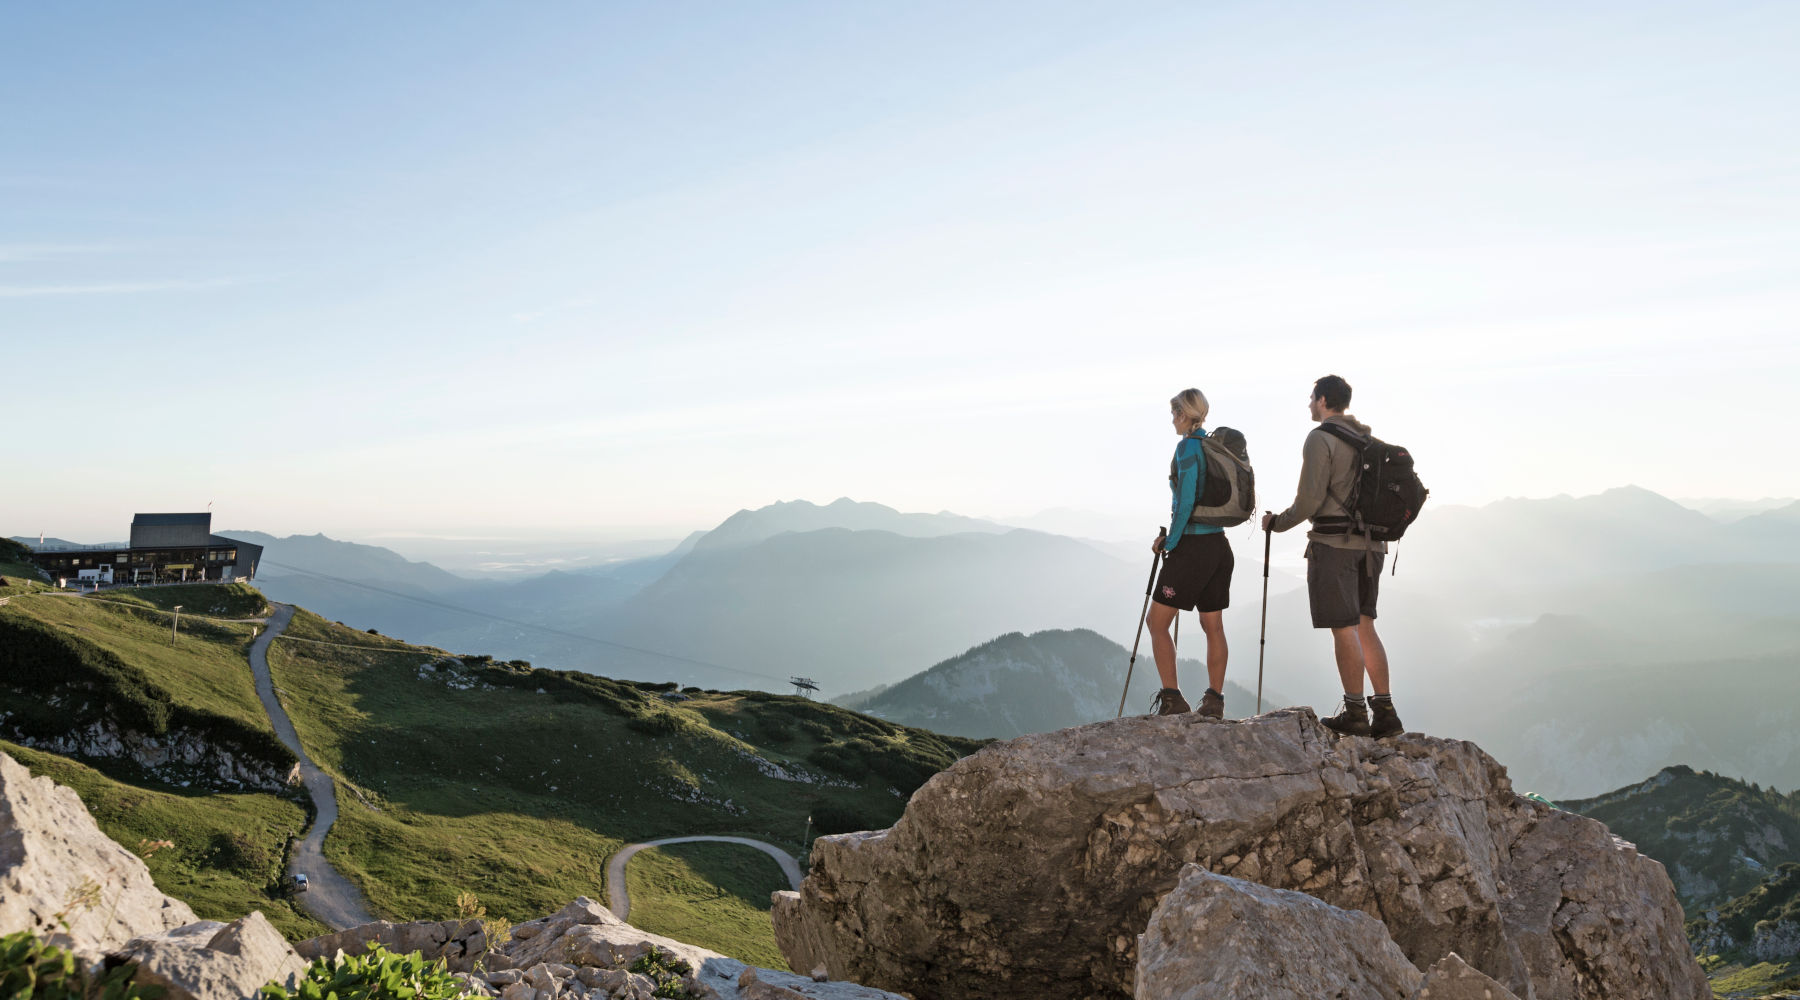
{"left": 297, "top": 917, "right": 487, "bottom": 972}
{"left": 1135, "top": 866, "right": 1423, "bottom": 999}
{"left": 772, "top": 708, "right": 1710, "bottom": 1000}
{"left": 6, "top": 721, "right": 293, "bottom": 792}
{"left": 111, "top": 912, "right": 307, "bottom": 1000}
{"left": 1411, "top": 952, "right": 1524, "bottom": 1000}
{"left": 462, "top": 897, "right": 908, "bottom": 1000}
{"left": 0, "top": 749, "right": 198, "bottom": 956}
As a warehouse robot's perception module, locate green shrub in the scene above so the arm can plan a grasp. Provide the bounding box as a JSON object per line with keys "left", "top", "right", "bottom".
{"left": 258, "top": 945, "right": 465, "bottom": 1000}
{"left": 628, "top": 947, "right": 697, "bottom": 998}
{"left": 0, "top": 930, "right": 164, "bottom": 1000}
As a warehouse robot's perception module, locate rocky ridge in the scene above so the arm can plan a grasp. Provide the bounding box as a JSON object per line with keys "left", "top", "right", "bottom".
{"left": 773, "top": 708, "right": 1710, "bottom": 999}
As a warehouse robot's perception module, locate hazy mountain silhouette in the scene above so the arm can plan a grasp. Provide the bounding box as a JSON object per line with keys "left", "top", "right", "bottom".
{"left": 837, "top": 628, "right": 1292, "bottom": 738}
{"left": 82, "top": 485, "right": 1791, "bottom": 798}
{"left": 692, "top": 497, "right": 1007, "bottom": 553}
{"left": 224, "top": 530, "right": 468, "bottom": 591}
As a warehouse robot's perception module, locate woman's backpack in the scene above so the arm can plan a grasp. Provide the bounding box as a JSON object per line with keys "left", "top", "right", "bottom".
{"left": 1187, "top": 427, "right": 1256, "bottom": 528}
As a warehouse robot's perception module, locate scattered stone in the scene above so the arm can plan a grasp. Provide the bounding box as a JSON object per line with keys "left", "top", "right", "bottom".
{"left": 736, "top": 967, "right": 902, "bottom": 998}
{"left": 0, "top": 749, "right": 198, "bottom": 957}
{"left": 297, "top": 917, "right": 487, "bottom": 972}
{"left": 1409, "top": 952, "right": 1523, "bottom": 999}
{"left": 495, "top": 897, "right": 908, "bottom": 1000}
{"left": 772, "top": 708, "right": 1710, "bottom": 1000}
{"left": 1135, "top": 866, "right": 1422, "bottom": 999}
{"left": 112, "top": 912, "right": 307, "bottom": 1000}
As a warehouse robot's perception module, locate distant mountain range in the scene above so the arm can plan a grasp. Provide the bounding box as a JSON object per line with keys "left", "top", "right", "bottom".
{"left": 1565, "top": 765, "right": 1800, "bottom": 910}
{"left": 832, "top": 628, "right": 1291, "bottom": 738}
{"left": 1566, "top": 765, "right": 1800, "bottom": 989}
{"left": 21, "top": 485, "right": 1798, "bottom": 798}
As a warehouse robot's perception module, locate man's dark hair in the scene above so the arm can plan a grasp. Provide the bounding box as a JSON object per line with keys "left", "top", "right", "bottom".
{"left": 1313, "top": 374, "right": 1352, "bottom": 411}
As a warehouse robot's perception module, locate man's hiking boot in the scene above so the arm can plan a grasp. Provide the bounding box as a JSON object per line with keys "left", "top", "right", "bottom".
{"left": 1369, "top": 697, "right": 1404, "bottom": 739}
{"left": 1150, "top": 688, "right": 1191, "bottom": 716}
{"left": 1321, "top": 699, "right": 1372, "bottom": 737}
{"left": 1197, "top": 688, "right": 1225, "bottom": 719}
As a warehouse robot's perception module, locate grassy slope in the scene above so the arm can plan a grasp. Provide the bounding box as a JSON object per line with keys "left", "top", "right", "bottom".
{"left": 0, "top": 589, "right": 275, "bottom": 737}
{"left": 265, "top": 608, "right": 983, "bottom": 963}
{"left": 0, "top": 559, "right": 50, "bottom": 597}
{"left": 1, "top": 740, "right": 326, "bottom": 940}
{"left": 623, "top": 843, "right": 790, "bottom": 971}
{"left": 89, "top": 583, "right": 271, "bottom": 619}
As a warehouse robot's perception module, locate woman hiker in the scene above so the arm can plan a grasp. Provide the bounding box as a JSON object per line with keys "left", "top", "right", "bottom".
{"left": 1147, "top": 388, "right": 1233, "bottom": 717}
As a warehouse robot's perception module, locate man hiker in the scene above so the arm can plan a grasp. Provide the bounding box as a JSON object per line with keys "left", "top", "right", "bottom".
{"left": 1261, "top": 374, "right": 1404, "bottom": 739}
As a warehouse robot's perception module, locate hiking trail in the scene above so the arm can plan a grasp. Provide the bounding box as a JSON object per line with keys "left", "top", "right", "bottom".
{"left": 249, "top": 602, "right": 378, "bottom": 931}
{"left": 606, "top": 836, "right": 803, "bottom": 921}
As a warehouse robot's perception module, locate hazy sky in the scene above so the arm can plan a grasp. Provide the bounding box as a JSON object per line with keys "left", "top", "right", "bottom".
{"left": 5, "top": 2, "right": 1797, "bottom": 542}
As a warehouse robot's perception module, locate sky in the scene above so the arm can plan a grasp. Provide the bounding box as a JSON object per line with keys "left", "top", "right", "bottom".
{"left": 4, "top": 2, "right": 1797, "bottom": 543}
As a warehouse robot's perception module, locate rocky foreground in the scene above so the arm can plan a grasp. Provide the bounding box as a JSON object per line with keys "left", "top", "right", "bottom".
{"left": 4, "top": 704, "right": 1716, "bottom": 1000}
{"left": 0, "top": 750, "right": 894, "bottom": 1000}
{"left": 772, "top": 707, "right": 1710, "bottom": 1000}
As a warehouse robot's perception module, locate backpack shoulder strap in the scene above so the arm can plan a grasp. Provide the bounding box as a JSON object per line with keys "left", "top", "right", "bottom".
{"left": 1315, "top": 421, "right": 1367, "bottom": 450}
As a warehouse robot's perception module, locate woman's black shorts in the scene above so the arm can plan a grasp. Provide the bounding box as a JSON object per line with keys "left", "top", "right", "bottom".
{"left": 1153, "top": 531, "right": 1233, "bottom": 613}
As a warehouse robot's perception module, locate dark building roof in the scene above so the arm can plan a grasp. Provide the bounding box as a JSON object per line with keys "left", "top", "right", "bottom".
{"left": 132, "top": 513, "right": 212, "bottom": 527}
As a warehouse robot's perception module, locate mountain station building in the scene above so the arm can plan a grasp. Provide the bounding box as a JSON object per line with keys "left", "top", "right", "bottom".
{"left": 28, "top": 513, "right": 263, "bottom": 586}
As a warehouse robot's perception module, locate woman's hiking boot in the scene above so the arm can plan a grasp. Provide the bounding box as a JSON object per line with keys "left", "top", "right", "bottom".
{"left": 1197, "top": 688, "right": 1225, "bottom": 719}
{"left": 1321, "top": 698, "right": 1372, "bottom": 737}
{"left": 1369, "top": 696, "right": 1404, "bottom": 739}
{"left": 1151, "top": 688, "right": 1191, "bottom": 716}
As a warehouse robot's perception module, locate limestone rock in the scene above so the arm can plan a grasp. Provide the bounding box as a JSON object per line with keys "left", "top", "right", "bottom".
{"left": 736, "top": 966, "right": 910, "bottom": 998}
{"left": 772, "top": 708, "right": 1710, "bottom": 1000}
{"left": 0, "top": 749, "right": 198, "bottom": 956}
{"left": 495, "top": 898, "right": 907, "bottom": 1000}
{"left": 113, "top": 911, "right": 307, "bottom": 1000}
{"left": 297, "top": 917, "right": 488, "bottom": 972}
{"left": 1135, "top": 866, "right": 1423, "bottom": 999}
{"left": 1410, "top": 952, "right": 1523, "bottom": 1000}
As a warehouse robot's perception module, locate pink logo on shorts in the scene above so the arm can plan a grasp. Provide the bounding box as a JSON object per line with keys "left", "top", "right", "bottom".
{"left": 1161, "top": 585, "right": 1176, "bottom": 598}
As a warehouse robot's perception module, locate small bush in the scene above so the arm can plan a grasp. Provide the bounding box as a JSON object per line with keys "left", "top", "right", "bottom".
{"left": 627, "top": 947, "right": 696, "bottom": 998}
{"left": 0, "top": 930, "right": 164, "bottom": 1000}
{"left": 258, "top": 944, "right": 465, "bottom": 1000}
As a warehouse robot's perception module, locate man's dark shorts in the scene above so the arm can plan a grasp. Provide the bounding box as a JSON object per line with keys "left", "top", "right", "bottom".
{"left": 1154, "top": 532, "right": 1233, "bottom": 613}
{"left": 1305, "top": 540, "right": 1383, "bottom": 628}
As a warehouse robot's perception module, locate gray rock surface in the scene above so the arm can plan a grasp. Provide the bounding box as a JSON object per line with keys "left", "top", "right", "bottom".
{"left": 0, "top": 749, "right": 198, "bottom": 956}
{"left": 297, "top": 917, "right": 487, "bottom": 972}
{"left": 1135, "top": 866, "right": 1423, "bottom": 1000}
{"left": 493, "top": 898, "right": 907, "bottom": 1000}
{"left": 1410, "top": 952, "right": 1523, "bottom": 1000}
{"left": 772, "top": 708, "right": 1710, "bottom": 1000}
{"left": 112, "top": 911, "right": 307, "bottom": 1000}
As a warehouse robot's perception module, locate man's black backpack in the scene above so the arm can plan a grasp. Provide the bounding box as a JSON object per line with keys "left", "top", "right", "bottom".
{"left": 1314, "top": 423, "right": 1428, "bottom": 542}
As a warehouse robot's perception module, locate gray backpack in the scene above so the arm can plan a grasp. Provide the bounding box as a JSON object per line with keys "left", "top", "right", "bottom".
{"left": 1181, "top": 427, "right": 1255, "bottom": 528}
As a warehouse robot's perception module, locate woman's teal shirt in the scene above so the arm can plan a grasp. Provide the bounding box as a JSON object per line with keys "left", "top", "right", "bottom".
{"left": 1167, "top": 429, "right": 1222, "bottom": 552}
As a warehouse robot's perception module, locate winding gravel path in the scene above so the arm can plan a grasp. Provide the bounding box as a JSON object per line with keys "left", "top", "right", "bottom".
{"left": 249, "top": 603, "right": 378, "bottom": 930}
{"left": 606, "top": 836, "right": 804, "bottom": 922}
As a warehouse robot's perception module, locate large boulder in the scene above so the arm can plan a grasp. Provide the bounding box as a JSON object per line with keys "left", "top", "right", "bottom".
{"left": 111, "top": 911, "right": 307, "bottom": 1000}
{"left": 1136, "top": 865, "right": 1423, "bottom": 999}
{"left": 772, "top": 709, "right": 1708, "bottom": 1000}
{"left": 297, "top": 917, "right": 487, "bottom": 972}
{"left": 0, "top": 749, "right": 198, "bottom": 956}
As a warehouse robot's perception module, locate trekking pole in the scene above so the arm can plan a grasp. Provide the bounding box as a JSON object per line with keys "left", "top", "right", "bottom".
{"left": 1257, "top": 514, "right": 1272, "bottom": 715}
{"left": 1117, "top": 528, "right": 1166, "bottom": 718}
